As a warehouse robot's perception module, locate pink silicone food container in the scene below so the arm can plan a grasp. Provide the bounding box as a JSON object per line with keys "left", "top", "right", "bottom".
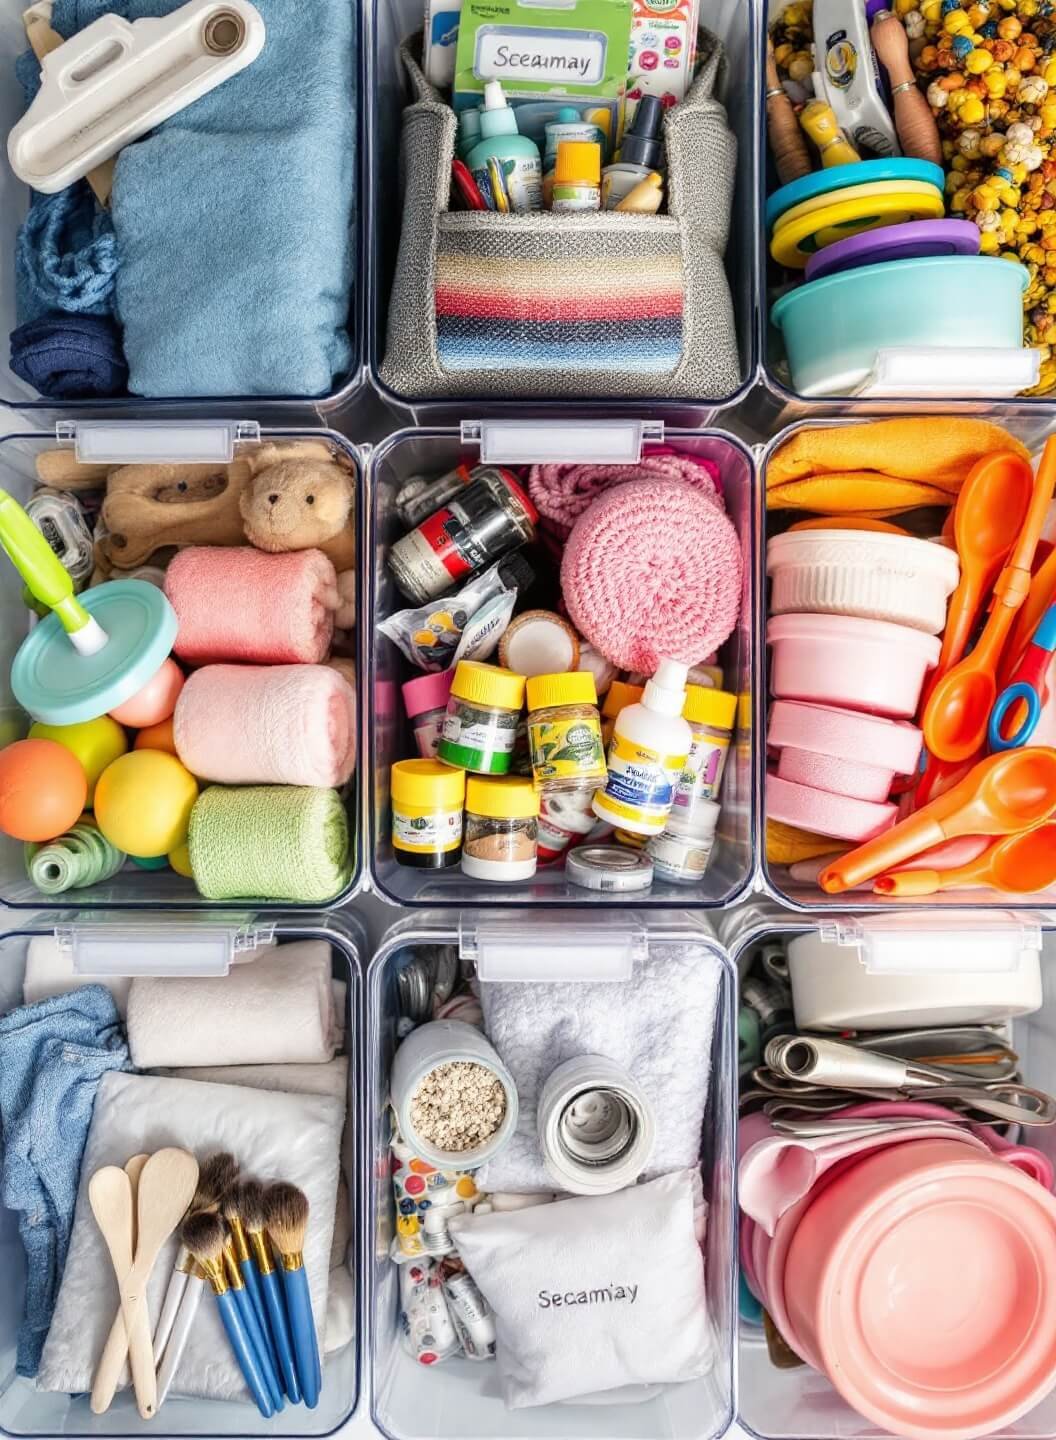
{"left": 767, "top": 700, "right": 924, "bottom": 802}
{"left": 766, "top": 529, "right": 959, "bottom": 635}
{"left": 766, "top": 613, "right": 941, "bottom": 719}
{"left": 781, "top": 1137, "right": 1056, "bottom": 1440}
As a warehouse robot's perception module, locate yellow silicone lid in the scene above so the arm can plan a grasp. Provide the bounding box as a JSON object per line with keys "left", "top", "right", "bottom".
{"left": 391, "top": 759, "right": 466, "bottom": 809}
{"left": 771, "top": 179, "right": 942, "bottom": 234}
{"left": 526, "top": 671, "right": 597, "bottom": 711}
{"left": 450, "top": 661, "right": 526, "bottom": 711}
{"left": 683, "top": 685, "right": 737, "bottom": 728}
{"left": 601, "top": 681, "right": 644, "bottom": 718}
{"left": 466, "top": 775, "right": 540, "bottom": 819}
{"left": 770, "top": 190, "right": 945, "bottom": 269}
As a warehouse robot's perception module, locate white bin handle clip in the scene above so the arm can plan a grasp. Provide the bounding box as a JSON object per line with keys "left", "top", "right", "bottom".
{"left": 9, "top": 0, "right": 265, "bottom": 194}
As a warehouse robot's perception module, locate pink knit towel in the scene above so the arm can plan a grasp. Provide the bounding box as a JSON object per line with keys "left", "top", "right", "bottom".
{"left": 561, "top": 479, "right": 743, "bottom": 671}
{"left": 529, "top": 450, "right": 722, "bottom": 549}
{"left": 166, "top": 547, "right": 338, "bottom": 665}
{"left": 174, "top": 664, "right": 356, "bottom": 787}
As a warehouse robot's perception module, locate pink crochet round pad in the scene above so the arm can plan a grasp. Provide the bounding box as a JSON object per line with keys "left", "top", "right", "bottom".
{"left": 768, "top": 700, "right": 923, "bottom": 776}
{"left": 776, "top": 747, "right": 895, "bottom": 803}
{"left": 529, "top": 450, "right": 721, "bottom": 545}
{"left": 561, "top": 480, "right": 742, "bottom": 671}
{"left": 767, "top": 772, "right": 897, "bottom": 843}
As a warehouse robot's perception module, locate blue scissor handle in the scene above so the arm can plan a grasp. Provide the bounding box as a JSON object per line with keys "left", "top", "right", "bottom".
{"left": 989, "top": 681, "right": 1042, "bottom": 752}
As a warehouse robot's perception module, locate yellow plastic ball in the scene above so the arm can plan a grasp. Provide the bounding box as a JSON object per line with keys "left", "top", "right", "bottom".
{"left": 961, "top": 96, "right": 987, "bottom": 122}
{"left": 94, "top": 751, "right": 198, "bottom": 858}
{"left": 966, "top": 47, "right": 994, "bottom": 70}
{"left": 28, "top": 716, "right": 127, "bottom": 805}
{"left": 168, "top": 841, "right": 194, "bottom": 879}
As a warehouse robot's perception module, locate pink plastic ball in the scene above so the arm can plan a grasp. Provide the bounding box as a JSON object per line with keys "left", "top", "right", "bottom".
{"left": 109, "top": 658, "right": 184, "bottom": 728}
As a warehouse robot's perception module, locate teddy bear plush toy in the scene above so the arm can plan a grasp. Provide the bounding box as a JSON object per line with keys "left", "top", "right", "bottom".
{"left": 43, "top": 439, "right": 357, "bottom": 629}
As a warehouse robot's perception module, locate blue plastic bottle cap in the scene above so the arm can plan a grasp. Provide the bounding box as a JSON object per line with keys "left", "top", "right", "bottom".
{"left": 766, "top": 159, "right": 946, "bottom": 232}
{"left": 12, "top": 580, "right": 178, "bottom": 726}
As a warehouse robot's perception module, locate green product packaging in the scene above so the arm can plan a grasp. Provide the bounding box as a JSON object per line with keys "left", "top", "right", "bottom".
{"left": 454, "top": 0, "right": 634, "bottom": 145}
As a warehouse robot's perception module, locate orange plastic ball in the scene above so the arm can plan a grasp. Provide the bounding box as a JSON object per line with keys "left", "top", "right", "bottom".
{"left": 134, "top": 717, "right": 178, "bottom": 757}
{"left": 0, "top": 739, "right": 88, "bottom": 842}
{"left": 109, "top": 659, "right": 184, "bottom": 728}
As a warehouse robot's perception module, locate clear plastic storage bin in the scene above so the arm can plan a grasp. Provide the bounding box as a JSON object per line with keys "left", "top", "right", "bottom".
{"left": 0, "top": 911, "right": 361, "bottom": 1436}
{"left": 367, "top": 0, "right": 761, "bottom": 418}
{"left": 757, "top": 414, "right": 1056, "bottom": 913}
{"left": 728, "top": 904, "right": 1056, "bottom": 1440}
{"left": 366, "top": 908, "right": 736, "bottom": 1440}
{"left": 0, "top": 421, "right": 363, "bottom": 910}
{"left": 0, "top": 2, "right": 362, "bottom": 411}
{"left": 366, "top": 422, "right": 754, "bottom": 907}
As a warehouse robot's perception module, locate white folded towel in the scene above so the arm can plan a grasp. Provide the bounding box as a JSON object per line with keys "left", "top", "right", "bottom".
{"left": 479, "top": 942, "right": 719, "bottom": 1193}
{"left": 154, "top": 1056, "right": 350, "bottom": 1100}
{"left": 38, "top": 1070, "right": 343, "bottom": 1403}
{"left": 126, "top": 941, "right": 338, "bottom": 1067}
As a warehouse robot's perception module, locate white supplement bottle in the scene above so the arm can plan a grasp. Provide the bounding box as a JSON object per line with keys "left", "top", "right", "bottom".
{"left": 592, "top": 658, "right": 692, "bottom": 836}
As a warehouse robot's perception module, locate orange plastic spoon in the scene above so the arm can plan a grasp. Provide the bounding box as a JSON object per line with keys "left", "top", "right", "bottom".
{"left": 920, "top": 451, "right": 1034, "bottom": 709}
{"left": 818, "top": 747, "right": 1056, "bottom": 894}
{"left": 1001, "top": 545, "right": 1056, "bottom": 689}
{"left": 874, "top": 821, "right": 1056, "bottom": 897}
{"left": 923, "top": 443, "right": 1056, "bottom": 764}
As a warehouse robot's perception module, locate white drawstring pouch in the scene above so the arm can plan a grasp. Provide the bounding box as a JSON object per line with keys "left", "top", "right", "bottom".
{"left": 448, "top": 1168, "right": 712, "bottom": 1409}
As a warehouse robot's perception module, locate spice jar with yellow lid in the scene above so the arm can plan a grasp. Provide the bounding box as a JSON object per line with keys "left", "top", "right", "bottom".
{"left": 438, "top": 662, "right": 526, "bottom": 775}
{"left": 391, "top": 759, "right": 466, "bottom": 869}
{"left": 526, "top": 672, "right": 606, "bottom": 792}
{"left": 672, "top": 686, "right": 737, "bottom": 820}
{"left": 462, "top": 776, "right": 540, "bottom": 882}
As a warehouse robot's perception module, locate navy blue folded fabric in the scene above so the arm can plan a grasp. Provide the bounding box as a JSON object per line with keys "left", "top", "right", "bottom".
{"left": 10, "top": 313, "right": 128, "bottom": 398}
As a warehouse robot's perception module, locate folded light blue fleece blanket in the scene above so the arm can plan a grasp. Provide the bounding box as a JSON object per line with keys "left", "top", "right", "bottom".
{"left": 49, "top": 0, "right": 355, "bottom": 398}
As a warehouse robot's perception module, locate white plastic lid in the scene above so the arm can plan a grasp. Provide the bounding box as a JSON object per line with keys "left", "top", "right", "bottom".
{"left": 643, "top": 658, "right": 688, "bottom": 716}
{"left": 483, "top": 79, "right": 508, "bottom": 110}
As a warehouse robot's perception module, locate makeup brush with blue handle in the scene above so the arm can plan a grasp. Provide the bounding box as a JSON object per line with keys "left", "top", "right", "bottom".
{"left": 239, "top": 1179, "right": 301, "bottom": 1403}
{"left": 224, "top": 1187, "right": 284, "bottom": 1387}
{"left": 223, "top": 1242, "right": 285, "bottom": 1413}
{"left": 264, "top": 1182, "right": 321, "bottom": 1407}
{"left": 182, "top": 1213, "right": 275, "bottom": 1419}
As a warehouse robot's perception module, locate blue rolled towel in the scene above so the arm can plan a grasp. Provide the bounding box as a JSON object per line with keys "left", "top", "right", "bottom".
{"left": 14, "top": 184, "right": 118, "bottom": 327}
{"left": 0, "top": 985, "right": 133, "bottom": 1375}
{"left": 46, "top": 0, "right": 355, "bottom": 398}
{"left": 11, "top": 313, "right": 128, "bottom": 398}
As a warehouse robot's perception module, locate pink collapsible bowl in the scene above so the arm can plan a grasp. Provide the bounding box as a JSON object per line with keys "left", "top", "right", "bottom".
{"left": 767, "top": 614, "right": 941, "bottom": 719}
{"left": 783, "top": 1137, "right": 1056, "bottom": 1440}
{"left": 768, "top": 700, "right": 923, "bottom": 802}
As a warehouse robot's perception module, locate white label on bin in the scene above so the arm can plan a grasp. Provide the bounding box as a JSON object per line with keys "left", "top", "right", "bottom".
{"left": 474, "top": 25, "right": 606, "bottom": 85}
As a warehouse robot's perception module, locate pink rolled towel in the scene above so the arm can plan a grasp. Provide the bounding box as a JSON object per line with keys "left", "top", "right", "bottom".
{"left": 174, "top": 664, "right": 356, "bottom": 787}
{"left": 165, "top": 547, "right": 338, "bottom": 664}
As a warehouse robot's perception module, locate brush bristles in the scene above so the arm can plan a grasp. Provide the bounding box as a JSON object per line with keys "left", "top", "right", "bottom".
{"left": 181, "top": 1211, "right": 226, "bottom": 1265}
{"left": 193, "top": 1152, "right": 240, "bottom": 1214}
{"left": 263, "top": 1182, "right": 309, "bottom": 1253}
{"left": 221, "top": 1189, "right": 243, "bottom": 1224}
{"left": 238, "top": 1179, "right": 266, "bottom": 1235}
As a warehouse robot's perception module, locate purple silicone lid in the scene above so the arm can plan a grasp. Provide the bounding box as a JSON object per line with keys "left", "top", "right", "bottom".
{"left": 804, "top": 219, "right": 981, "bottom": 283}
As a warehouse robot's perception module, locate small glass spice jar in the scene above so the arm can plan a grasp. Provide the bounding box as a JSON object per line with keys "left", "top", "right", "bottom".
{"left": 391, "top": 759, "right": 466, "bottom": 869}
{"left": 402, "top": 669, "right": 456, "bottom": 759}
{"left": 437, "top": 662, "right": 526, "bottom": 775}
{"left": 600, "top": 681, "right": 644, "bottom": 747}
{"left": 671, "top": 686, "right": 737, "bottom": 820}
{"left": 388, "top": 467, "right": 538, "bottom": 604}
{"left": 462, "top": 776, "right": 540, "bottom": 882}
{"left": 526, "top": 671, "right": 607, "bottom": 793}
{"left": 646, "top": 800, "right": 721, "bottom": 884}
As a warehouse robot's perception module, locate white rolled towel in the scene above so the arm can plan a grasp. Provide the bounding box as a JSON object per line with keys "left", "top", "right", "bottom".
{"left": 126, "top": 941, "right": 338, "bottom": 1068}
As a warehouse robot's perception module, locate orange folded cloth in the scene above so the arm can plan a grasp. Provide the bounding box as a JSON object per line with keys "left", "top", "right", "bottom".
{"left": 766, "top": 419, "right": 1031, "bottom": 513}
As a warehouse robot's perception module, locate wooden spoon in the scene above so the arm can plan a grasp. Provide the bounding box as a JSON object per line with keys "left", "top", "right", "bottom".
{"left": 91, "top": 1149, "right": 199, "bottom": 1419}
{"left": 92, "top": 1154, "right": 151, "bottom": 1408}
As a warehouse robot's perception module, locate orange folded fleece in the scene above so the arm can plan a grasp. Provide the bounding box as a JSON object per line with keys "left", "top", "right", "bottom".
{"left": 766, "top": 419, "right": 1031, "bottom": 513}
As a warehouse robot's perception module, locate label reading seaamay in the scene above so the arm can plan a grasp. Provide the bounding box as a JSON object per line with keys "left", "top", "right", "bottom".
{"left": 393, "top": 808, "right": 464, "bottom": 853}
{"left": 474, "top": 26, "right": 607, "bottom": 85}
{"left": 597, "top": 733, "right": 687, "bottom": 825}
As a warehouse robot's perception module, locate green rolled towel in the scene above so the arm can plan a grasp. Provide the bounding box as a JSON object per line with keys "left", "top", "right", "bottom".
{"left": 26, "top": 820, "right": 125, "bottom": 895}
{"left": 188, "top": 785, "right": 351, "bottom": 903}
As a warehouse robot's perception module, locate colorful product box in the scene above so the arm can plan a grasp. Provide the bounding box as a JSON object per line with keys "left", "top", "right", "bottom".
{"left": 625, "top": 0, "right": 700, "bottom": 127}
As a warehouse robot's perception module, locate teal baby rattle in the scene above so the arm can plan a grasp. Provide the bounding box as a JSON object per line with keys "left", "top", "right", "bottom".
{"left": 0, "top": 487, "right": 177, "bottom": 725}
